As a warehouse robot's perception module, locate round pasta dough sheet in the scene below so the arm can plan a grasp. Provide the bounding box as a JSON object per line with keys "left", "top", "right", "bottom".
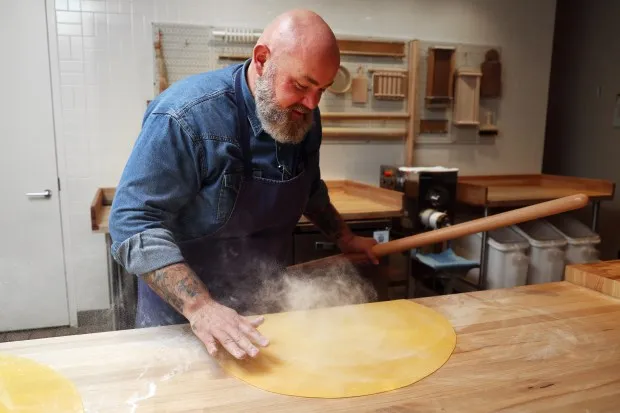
{"left": 0, "top": 353, "right": 84, "bottom": 413}
{"left": 217, "top": 299, "right": 457, "bottom": 398}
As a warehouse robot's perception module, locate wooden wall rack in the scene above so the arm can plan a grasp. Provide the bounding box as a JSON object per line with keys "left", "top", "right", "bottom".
{"left": 452, "top": 68, "right": 482, "bottom": 126}
{"left": 425, "top": 46, "right": 455, "bottom": 109}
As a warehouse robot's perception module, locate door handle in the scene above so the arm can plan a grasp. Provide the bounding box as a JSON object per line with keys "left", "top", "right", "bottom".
{"left": 26, "top": 189, "right": 52, "bottom": 199}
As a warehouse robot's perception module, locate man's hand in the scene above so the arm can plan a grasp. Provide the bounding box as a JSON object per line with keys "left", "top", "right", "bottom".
{"left": 303, "top": 201, "right": 380, "bottom": 265}
{"left": 184, "top": 298, "right": 269, "bottom": 359}
{"left": 337, "top": 234, "right": 379, "bottom": 265}
{"left": 142, "top": 262, "right": 269, "bottom": 359}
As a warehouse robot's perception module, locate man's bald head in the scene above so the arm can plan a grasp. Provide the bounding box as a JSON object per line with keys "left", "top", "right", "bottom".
{"left": 247, "top": 10, "right": 341, "bottom": 145}
{"left": 256, "top": 9, "right": 340, "bottom": 68}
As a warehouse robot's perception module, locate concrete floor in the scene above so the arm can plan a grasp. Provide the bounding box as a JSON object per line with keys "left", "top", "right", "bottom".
{"left": 0, "top": 310, "right": 113, "bottom": 344}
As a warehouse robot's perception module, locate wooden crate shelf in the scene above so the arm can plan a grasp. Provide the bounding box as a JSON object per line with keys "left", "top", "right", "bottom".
{"left": 425, "top": 46, "right": 455, "bottom": 109}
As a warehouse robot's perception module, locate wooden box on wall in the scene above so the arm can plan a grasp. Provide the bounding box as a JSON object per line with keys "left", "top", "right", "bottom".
{"left": 425, "top": 47, "right": 455, "bottom": 108}
{"left": 452, "top": 68, "right": 482, "bottom": 126}
{"left": 480, "top": 49, "right": 502, "bottom": 98}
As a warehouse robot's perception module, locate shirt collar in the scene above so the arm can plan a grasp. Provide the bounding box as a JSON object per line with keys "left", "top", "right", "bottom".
{"left": 240, "top": 59, "right": 264, "bottom": 136}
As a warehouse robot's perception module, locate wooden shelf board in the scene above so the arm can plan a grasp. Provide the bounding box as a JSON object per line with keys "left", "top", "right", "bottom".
{"left": 322, "top": 127, "right": 406, "bottom": 140}
{"left": 218, "top": 54, "right": 250, "bottom": 61}
{"left": 337, "top": 39, "right": 405, "bottom": 58}
{"left": 453, "top": 121, "right": 480, "bottom": 126}
{"left": 321, "top": 112, "right": 409, "bottom": 120}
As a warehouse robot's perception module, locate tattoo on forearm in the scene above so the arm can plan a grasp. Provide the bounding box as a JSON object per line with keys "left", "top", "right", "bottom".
{"left": 142, "top": 263, "right": 206, "bottom": 314}
{"left": 304, "top": 202, "right": 350, "bottom": 242}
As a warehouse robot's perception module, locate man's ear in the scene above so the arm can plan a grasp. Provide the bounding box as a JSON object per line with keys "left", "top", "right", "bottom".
{"left": 253, "top": 44, "right": 270, "bottom": 75}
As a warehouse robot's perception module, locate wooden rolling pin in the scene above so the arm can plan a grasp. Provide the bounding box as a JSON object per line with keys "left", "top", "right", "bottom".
{"left": 287, "top": 193, "right": 589, "bottom": 273}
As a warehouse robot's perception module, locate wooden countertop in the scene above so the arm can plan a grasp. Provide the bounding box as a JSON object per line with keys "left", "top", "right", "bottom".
{"left": 2, "top": 262, "right": 620, "bottom": 412}
{"left": 90, "top": 180, "right": 402, "bottom": 234}
{"left": 564, "top": 259, "right": 620, "bottom": 299}
{"left": 457, "top": 174, "right": 615, "bottom": 207}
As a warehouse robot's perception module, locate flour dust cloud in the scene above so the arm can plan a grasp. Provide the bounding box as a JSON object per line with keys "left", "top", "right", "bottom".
{"left": 251, "top": 258, "right": 379, "bottom": 314}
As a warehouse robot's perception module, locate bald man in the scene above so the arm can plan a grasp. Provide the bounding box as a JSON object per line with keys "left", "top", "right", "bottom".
{"left": 109, "top": 10, "right": 378, "bottom": 359}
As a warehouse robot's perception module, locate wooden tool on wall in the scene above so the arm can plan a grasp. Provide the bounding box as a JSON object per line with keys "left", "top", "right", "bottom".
{"left": 480, "top": 49, "right": 502, "bottom": 98}
{"left": 425, "top": 46, "right": 455, "bottom": 108}
{"left": 351, "top": 66, "right": 368, "bottom": 104}
{"left": 420, "top": 119, "right": 448, "bottom": 134}
{"left": 371, "top": 70, "right": 407, "bottom": 100}
{"left": 154, "top": 29, "right": 169, "bottom": 94}
{"left": 453, "top": 68, "right": 482, "bottom": 126}
{"left": 479, "top": 110, "right": 498, "bottom": 136}
{"left": 287, "top": 193, "right": 589, "bottom": 272}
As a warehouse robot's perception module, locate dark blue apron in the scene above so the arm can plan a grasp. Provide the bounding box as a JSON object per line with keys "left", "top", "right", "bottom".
{"left": 135, "top": 65, "right": 314, "bottom": 327}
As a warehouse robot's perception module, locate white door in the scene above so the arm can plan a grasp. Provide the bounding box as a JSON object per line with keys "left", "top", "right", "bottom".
{"left": 0, "top": 1, "right": 70, "bottom": 331}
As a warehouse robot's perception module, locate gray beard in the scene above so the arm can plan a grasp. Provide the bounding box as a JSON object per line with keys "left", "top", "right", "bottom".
{"left": 254, "top": 64, "right": 313, "bottom": 145}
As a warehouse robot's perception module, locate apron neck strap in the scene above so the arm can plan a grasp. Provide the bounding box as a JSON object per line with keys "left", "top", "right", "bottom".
{"left": 234, "top": 65, "right": 254, "bottom": 178}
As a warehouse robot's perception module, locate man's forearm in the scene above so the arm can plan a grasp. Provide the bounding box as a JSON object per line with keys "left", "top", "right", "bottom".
{"left": 304, "top": 201, "right": 353, "bottom": 244}
{"left": 142, "top": 262, "right": 211, "bottom": 318}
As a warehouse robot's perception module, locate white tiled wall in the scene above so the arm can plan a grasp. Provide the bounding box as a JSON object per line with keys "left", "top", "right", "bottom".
{"left": 45, "top": 0, "right": 557, "bottom": 311}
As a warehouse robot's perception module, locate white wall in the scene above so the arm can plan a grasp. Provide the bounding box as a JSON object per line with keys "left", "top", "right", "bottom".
{"left": 543, "top": 0, "right": 620, "bottom": 260}
{"left": 45, "top": 0, "right": 557, "bottom": 312}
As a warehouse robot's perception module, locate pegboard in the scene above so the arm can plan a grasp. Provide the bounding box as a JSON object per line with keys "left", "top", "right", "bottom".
{"left": 151, "top": 23, "right": 258, "bottom": 90}
{"left": 151, "top": 22, "right": 413, "bottom": 141}
{"left": 414, "top": 40, "right": 502, "bottom": 145}
{"left": 317, "top": 50, "right": 411, "bottom": 137}
{"left": 151, "top": 23, "right": 501, "bottom": 146}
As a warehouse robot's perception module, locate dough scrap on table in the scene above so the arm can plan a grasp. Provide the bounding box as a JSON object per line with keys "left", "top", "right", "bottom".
{"left": 0, "top": 353, "right": 84, "bottom": 413}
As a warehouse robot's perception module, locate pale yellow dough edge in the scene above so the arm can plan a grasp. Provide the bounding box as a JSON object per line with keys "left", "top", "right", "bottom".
{"left": 0, "top": 353, "right": 84, "bottom": 413}
{"left": 217, "top": 299, "right": 457, "bottom": 398}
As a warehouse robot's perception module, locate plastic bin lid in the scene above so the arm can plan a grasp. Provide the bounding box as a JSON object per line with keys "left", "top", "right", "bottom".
{"left": 478, "top": 226, "right": 530, "bottom": 252}
{"left": 512, "top": 220, "right": 568, "bottom": 248}
{"left": 545, "top": 214, "right": 601, "bottom": 245}
{"left": 453, "top": 215, "right": 530, "bottom": 252}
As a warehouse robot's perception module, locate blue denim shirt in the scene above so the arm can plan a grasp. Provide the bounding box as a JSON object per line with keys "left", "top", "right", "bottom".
{"left": 109, "top": 60, "right": 330, "bottom": 275}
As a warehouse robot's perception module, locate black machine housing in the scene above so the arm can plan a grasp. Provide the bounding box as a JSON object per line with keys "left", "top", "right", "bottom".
{"left": 379, "top": 165, "right": 458, "bottom": 234}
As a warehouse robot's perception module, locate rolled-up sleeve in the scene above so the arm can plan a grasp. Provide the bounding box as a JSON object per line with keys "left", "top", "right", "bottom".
{"left": 109, "top": 112, "right": 200, "bottom": 275}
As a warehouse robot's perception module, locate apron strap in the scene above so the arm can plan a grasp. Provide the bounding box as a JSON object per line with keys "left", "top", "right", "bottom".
{"left": 234, "top": 65, "right": 254, "bottom": 179}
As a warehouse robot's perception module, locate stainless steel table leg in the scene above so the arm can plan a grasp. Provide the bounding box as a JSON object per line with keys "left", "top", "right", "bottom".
{"left": 591, "top": 201, "right": 600, "bottom": 232}
{"left": 477, "top": 206, "right": 489, "bottom": 290}
{"left": 105, "top": 234, "right": 120, "bottom": 331}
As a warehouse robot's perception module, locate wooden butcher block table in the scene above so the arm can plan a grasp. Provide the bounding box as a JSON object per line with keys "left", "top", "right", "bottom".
{"left": 3, "top": 261, "right": 620, "bottom": 412}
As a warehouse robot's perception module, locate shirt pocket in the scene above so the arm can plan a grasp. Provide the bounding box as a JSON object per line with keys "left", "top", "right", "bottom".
{"left": 216, "top": 172, "right": 242, "bottom": 224}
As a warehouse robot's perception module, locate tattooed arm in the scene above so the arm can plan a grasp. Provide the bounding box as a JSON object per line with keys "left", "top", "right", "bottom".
{"left": 304, "top": 200, "right": 379, "bottom": 264}
{"left": 141, "top": 262, "right": 210, "bottom": 317}
{"left": 303, "top": 201, "right": 355, "bottom": 246}
{"left": 302, "top": 172, "right": 379, "bottom": 263}
{"left": 141, "top": 262, "right": 269, "bottom": 359}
